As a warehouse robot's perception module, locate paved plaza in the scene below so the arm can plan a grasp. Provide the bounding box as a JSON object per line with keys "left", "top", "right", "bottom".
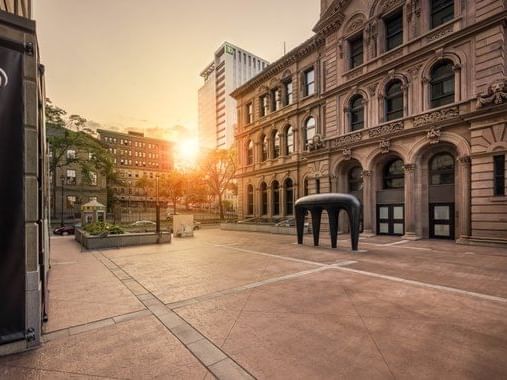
{"left": 1, "top": 229, "right": 507, "bottom": 379}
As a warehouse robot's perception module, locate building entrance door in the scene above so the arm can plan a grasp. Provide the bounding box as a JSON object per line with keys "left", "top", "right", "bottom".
{"left": 377, "top": 204, "right": 404, "bottom": 236}
{"left": 429, "top": 203, "right": 454, "bottom": 239}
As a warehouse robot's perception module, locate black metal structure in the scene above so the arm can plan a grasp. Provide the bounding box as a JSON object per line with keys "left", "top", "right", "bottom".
{"left": 295, "top": 193, "right": 361, "bottom": 251}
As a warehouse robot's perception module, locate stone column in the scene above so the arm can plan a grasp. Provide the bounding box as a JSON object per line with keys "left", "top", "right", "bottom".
{"left": 361, "top": 170, "right": 375, "bottom": 236}
{"left": 457, "top": 156, "right": 472, "bottom": 242}
{"left": 403, "top": 163, "right": 419, "bottom": 240}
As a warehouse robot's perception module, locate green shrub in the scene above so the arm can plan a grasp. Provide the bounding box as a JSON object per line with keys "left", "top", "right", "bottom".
{"left": 83, "top": 222, "right": 125, "bottom": 236}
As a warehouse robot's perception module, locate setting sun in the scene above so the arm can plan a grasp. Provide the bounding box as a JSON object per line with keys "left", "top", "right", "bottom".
{"left": 176, "top": 138, "right": 200, "bottom": 164}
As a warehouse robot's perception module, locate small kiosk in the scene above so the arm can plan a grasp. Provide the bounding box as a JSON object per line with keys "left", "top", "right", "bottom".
{"left": 81, "top": 199, "right": 106, "bottom": 225}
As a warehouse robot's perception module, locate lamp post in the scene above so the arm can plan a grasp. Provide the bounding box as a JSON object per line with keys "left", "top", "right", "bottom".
{"left": 155, "top": 174, "right": 160, "bottom": 234}
{"left": 60, "top": 174, "right": 65, "bottom": 227}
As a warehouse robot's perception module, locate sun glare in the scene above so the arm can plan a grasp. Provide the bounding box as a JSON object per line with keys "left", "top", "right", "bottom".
{"left": 177, "top": 138, "right": 199, "bottom": 164}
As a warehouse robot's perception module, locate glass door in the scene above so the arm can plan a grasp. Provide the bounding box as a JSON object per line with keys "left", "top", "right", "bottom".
{"left": 430, "top": 203, "right": 454, "bottom": 239}
{"left": 377, "top": 204, "right": 404, "bottom": 236}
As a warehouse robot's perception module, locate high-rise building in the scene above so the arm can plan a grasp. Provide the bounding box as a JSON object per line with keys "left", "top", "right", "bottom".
{"left": 198, "top": 42, "right": 269, "bottom": 150}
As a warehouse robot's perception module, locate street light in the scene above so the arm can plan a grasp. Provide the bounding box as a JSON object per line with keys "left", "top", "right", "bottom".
{"left": 60, "top": 174, "right": 65, "bottom": 227}
{"left": 155, "top": 174, "right": 160, "bottom": 234}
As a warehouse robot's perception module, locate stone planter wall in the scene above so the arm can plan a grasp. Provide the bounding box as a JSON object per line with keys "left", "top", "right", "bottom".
{"left": 75, "top": 228, "right": 171, "bottom": 250}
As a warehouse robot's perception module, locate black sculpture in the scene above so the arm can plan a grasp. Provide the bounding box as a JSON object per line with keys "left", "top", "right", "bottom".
{"left": 295, "top": 193, "right": 361, "bottom": 251}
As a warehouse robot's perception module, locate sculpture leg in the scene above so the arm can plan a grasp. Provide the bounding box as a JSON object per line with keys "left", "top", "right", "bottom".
{"left": 295, "top": 206, "right": 306, "bottom": 245}
{"left": 328, "top": 208, "right": 339, "bottom": 249}
{"left": 348, "top": 207, "right": 360, "bottom": 251}
{"left": 310, "top": 208, "right": 322, "bottom": 246}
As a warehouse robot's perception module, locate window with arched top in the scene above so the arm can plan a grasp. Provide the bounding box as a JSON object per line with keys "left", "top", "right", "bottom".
{"left": 285, "top": 126, "right": 294, "bottom": 155}
{"left": 247, "top": 185, "right": 254, "bottom": 215}
{"left": 430, "top": 60, "right": 455, "bottom": 108}
{"left": 383, "top": 159, "right": 405, "bottom": 189}
{"left": 261, "top": 135, "right": 268, "bottom": 162}
{"left": 260, "top": 182, "right": 268, "bottom": 215}
{"left": 304, "top": 117, "right": 316, "bottom": 150}
{"left": 431, "top": 0, "right": 454, "bottom": 29}
{"left": 430, "top": 153, "right": 455, "bottom": 185}
{"left": 272, "top": 130, "right": 280, "bottom": 159}
{"left": 348, "top": 166, "right": 364, "bottom": 192}
{"left": 247, "top": 140, "right": 254, "bottom": 165}
{"left": 272, "top": 181, "right": 280, "bottom": 215}
{"left": 350, "top": 95, "right": 365, "bottom": 131}
{"left": 285, "top": 178, "right": 294, "bottom": 216}
{"left": 385, "top": 81, "right": 403, "bottom": 121}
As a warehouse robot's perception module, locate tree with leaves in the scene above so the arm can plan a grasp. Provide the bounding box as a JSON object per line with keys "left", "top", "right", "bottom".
{"left": 199, "top": 148, "right": 237, "bottom": 220}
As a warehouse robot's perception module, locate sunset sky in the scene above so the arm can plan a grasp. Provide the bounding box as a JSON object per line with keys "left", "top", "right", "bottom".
{"left": 33, "top": 0, "right": 319, "bottom": 141}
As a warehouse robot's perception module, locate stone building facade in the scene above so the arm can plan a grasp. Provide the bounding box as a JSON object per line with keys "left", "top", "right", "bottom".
{"left": 232, "top": 0, "right": 507, "bottom": 246}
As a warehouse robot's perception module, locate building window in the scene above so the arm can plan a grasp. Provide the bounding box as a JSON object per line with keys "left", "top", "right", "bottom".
{"left": 385, "top": 11, "right": 403, "bottom": 51}
{"left": 385, "top": 80, "right": 404, "bottom": 121}
{"left": 66, "top": 169, "right": 76, "bottom": 185}
{"left": 272, "top": 181, "right": 280, "bottom": 215}
{"left": 494, "top": 155, "right": 505, "bottom": 196}
{"left": 260, "top": 94, "right": 269, "bottom": 117}
{"left": 383, "top": 159, "right": 405, "bottom": 189}
{"left": 286, "top": 126, "right": 294, "bottom": 155}
{"left": 350, "top": 95, "right": 365, "bottom": 131}
{"left": 430, "top": 60, "right": 455, "bottom": 108}
{"left": 261, "top": 182, "right": 268, "bottom": 215}
{"left": 246, "top": 102, "right": 253, "bottom": 124}
{"left": 430, "top": 153, "right": 455, "bottom": 185}
{"left": 90, "top": 172, "right": 98, "bottom": 186}
{"left": 431, "top": 0, "right": 454, "bottom": 29}
{"left": 304, "top": 117, "right": 316, "bottom": 150}
{"left": 304, "top": 178, "right": 309, "bottom": 196}
{"left": 285, "top": 178, "right": 294, "bottom": 216}
{"left": 261, "top": 135, "right": 268, "bottom": 162}
{"left": 271, "top": 88, "right": 282, "bottom": 111}
{"left": 247, "top": 140, "right": 254, "bottom": 165}
{"left": 316, "top": 178, "right": 321, "bottom": 194}
{"left": 348, "top": 167, "right": 364, "bottom": 191}
{"left": 66, "top": 150, "right": 76, "bottom": 160}
{"left": 272, "top": 130, "right": 280, "bottom": 159}
{"left": 303, "top": 68, "right": 315, "bottom": 97}
{"left": 66, "top": 196, "right": 76, "bottom": 209}
{"left": 284, "top": 80, "right": 293, "bottom": 105}
{"left": 349, "top": 34, "right": 364, "bottom": 69}
{"left": 247, "top": 185, "right": 254, "bottom": 215}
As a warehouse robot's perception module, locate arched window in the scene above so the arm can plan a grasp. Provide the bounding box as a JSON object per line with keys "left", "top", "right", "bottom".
{"left": 304, "top": 178, "right": 309, "bottom": 196}
{"left": 247, "top": 140, "right": 254, "bottom": 165}
{"left": 260, "top": 182, "right": 268, "bottom": 215}
{"left": 430, "top": 60, "right": 455, "bottom": 108}
{"left": 430, "top": 153, "right": 455, "bottom": 185}
{"left": 272, "top": 181, "right": 280, "bottom": 215}
{"left": 348, "top": 166, "right": 363, "bottom": 191}
{"left": 272, "top": 130, "right": 280, "bottom": 159}
{"left": 261, "top": 135, "right": 268, "bottom": 162}
{"left": 385, "top": 80, "right": 403, "bottom": 121}
{"left": 247, "top": 185, "right": 254, "bottom": 215}
{"left": 285, "top": 178, "right": 294, "bottom": 216}
{"left": 350, "top": 95, "right": 365, "bottom": 131}
{"left": 303, "top": 117, "right": 316, "bottom": 150}
{"left": 383, "top": 159, "right": 405, "bottom": 189}
{"left": 285, "top": 126, "right": 294, "bottom": 155}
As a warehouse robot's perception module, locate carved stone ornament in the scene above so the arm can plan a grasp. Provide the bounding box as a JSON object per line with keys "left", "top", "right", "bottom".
{"left": 457, "top": 155, "right": 472, "bottom": 166}
{"left": 404, "top": 163, "right": 416, "bottom": 173}
{"left": 426, "top": 128, "right": 441, "bottom": 144}
{"left": 368, "top": 122, "right": 404, "bottom": 138}
{"left": 413, "top": 106, "right": 459, "bottom": 127}
{"left": 426, "top": 26, "right": 453, "bottom": 42}
{"left": 367, "top": 82, "right": 378, "bottom": 96}
{"left": 334, "top": 132, "right": 362, "bottom": 147}
{"left": 477, "top": 78, "right": 507, "bottom": 107}
{"left": 345, "top": 14, "right": 365, "bottom": 36}
{"left": 362, "top": 170, "right": 373, "bottom": 177}
{"left": 379, "top": 139, "right": 391, "bottom": 154}
{"left": 381, "top": 0, "right": 405, "bottom": 13}
{"left": 307, "top": 134, "right": 325, "bottom": 151}
{"left": 342, "top": 148, "right": 352, "bottom": 160}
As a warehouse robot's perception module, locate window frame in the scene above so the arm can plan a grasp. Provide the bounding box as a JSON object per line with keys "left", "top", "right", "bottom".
{"left": 349, "top": 33, "right": 364, "bottom": 69}
{"left": 284, "top": 79, "right": 294, "bottom": 106}
{"left": 384, "top": 10, "right": 403, "bottom": 52}
{"left": 429, "top": 153, "right": 455, "bottom": 185}
{"left": 247, "top": 185, "right": 254, "bottom": 215}
{"left": 303, "top": 67, "right": 316, "bottom": 97}
{"left": 304, "top": 117, "right": 316, "bottom": 150}
{"left": 261, "top": 135, "right": 268, "bottom": 162}
{"left": 348, "top": 166, "right": 364, "bottom": 192}
{"left": 272, "top": 181, "right": 280, "bottom": 215}
{"left": 494, "top": 155, "right": 505, "bottom": 196}
{"left": 261, "top": 182, "right": 268, "bottom": 215}
{"left": 260, "top": 94, "right": 269, "bottom": 117}
{"left": 430, "top": 60, "right": 455, "bottom": 109}
{"left": 272, "top": 130, "right": 281, "bottom": 159}
{"left": 247, "top": 140, "right": 254, "bottom": 165}
{"left": 285, "top": 126, "right": 294, "bottom": 155}
{"left": 350, "top": 95, "right": 365, "bottom": 131}
{"left": 285, "top": 178, "right": 294, "bottom": 216}
{"left": 383, "top": 159, "right": 405, "bottom": 189}
{"left": 385, "top": 80, "right": 404, "bottom": 121}
{"left": 430, "top": 0, "right": 454, "bottom": 29}
{"left": 246, "top": 102, "right": 253, "bottom": 124}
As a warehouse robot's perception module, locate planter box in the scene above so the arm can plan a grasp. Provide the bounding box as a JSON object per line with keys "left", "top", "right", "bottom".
{"left": 75, "top": 228, "right": 171, "bottom": 250}
{"left": 220, "top": 223, "right": 303, "bottom": 235}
